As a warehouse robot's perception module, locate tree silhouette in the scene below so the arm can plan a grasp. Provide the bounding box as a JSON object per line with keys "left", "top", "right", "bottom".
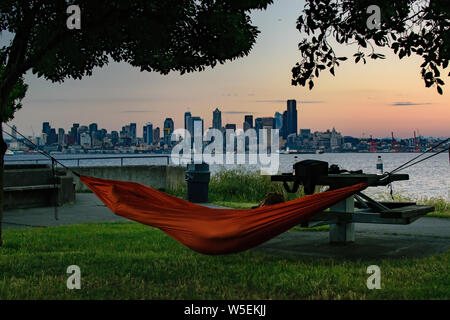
{"left": 292, "top": 0, "right": 449, "bottom": 94}
{"left": 0, "top": 0, "right": 273, "bottom": 245}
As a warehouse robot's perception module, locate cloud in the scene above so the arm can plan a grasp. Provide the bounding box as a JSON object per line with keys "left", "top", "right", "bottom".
{"left": 121, "top": 110, "right": 157, "bottom": 113}
{"left": 222, "top": 111, "right": 254, "bottom": 114}
{"left": 255, "top": 99, "right": 325, "bottom": 104}
{"left": 26, "top": 97, "right": 155, "bottom": 104}
{"left": 390, "top": 102, "right": 433, "bottom": 106}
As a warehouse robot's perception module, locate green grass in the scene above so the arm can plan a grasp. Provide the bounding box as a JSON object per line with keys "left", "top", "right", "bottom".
{"left": 0, "top": 222, "right": 448, "bottom": 300}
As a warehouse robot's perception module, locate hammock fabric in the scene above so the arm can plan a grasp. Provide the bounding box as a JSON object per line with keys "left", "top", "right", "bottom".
{"left": 80, "top": 175, "right": 367, "bottom": 255}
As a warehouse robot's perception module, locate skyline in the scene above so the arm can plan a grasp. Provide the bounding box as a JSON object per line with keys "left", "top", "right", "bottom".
{"left": 3, "top": 0, "right": 449, "bottom": 138}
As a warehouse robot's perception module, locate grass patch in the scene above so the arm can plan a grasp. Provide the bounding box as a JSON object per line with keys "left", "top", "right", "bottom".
{"left": 0, "top": 222, "right": 448, "bottom": 300}
{"left": 169, "top": 168, "right": 311, "bottom": 203}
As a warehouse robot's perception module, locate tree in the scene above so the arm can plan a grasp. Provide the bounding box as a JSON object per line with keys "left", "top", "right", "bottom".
{"left": 0, "top": 0, "right": 273, "bottom": 245}
{"left": 292, "top": 0, "right": 449, "bottom": 94}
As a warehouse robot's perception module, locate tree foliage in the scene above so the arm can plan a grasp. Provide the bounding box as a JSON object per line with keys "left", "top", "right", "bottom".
{"left": 0, "top": 0, "right": 272, "bottom": 113}
{"left": 292, "top": 0, "right": 449, "bottom": 94}
{"left": 0, "top": 65, "right": 27, "bottom": 122}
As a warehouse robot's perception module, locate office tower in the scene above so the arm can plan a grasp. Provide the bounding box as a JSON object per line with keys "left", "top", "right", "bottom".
{"left": 254, "top": 118, "right": 263, "bottom": 132}
{"left": 282, "top": 111, "right": 288, "bottom": 139}
{"left": 129, "top": 123, "right": 137, "bottom": 143}
{"left": 274, "top": 112, "right": 283, "bottom": 130}
{"left": 89, "top": 123, "right": 98, "bottom": 133}
{"left": 70, "top": 123, "right": 80, "bottom": 145}
{"left": 163, "top": 118, "right": 174, "bottom": 145}
{"left": 42, "top": 122, "right": 51, "bottom": 135}
{"left": 153, "top": 127, "right": 160, "bottom": 145}
{"left": 111, "top": 131, "right": 119, "bottom": 145}
{"left": 79, "top": 126, "right": 89, "bottom": 135}
{"left": 191, "top": 117, "right": 204, "bottom": 153}
{"left": 57, "top": 128, "right": 65, "bottom": 146}
{"left": 287, "top": 99, "right": 298, "bottom": 136}
{"left": 262, "top": 117, "right": 275, "bottom": 128}
{"left": 80, "top": 132, "right": 92, "bottom": 148}
{"left": 191, "top": 117, "right": 204, "bottom": 137}
{"left": 184, "top": 112, "right": 192, "bottom": 135}
{"left": 212, "top": 108, "right": 222, "bottom": 130}
{"left": 143, "top": 123, "right": 153, "bottom": 145}
{"left": 225, "top": 123, "right": 236, "bottom": 131}
{"left": 244, "top": 115, "right": 253, "bottom": 131}
{"left": 46, "top": 128, "right": 57, "bottom": 145}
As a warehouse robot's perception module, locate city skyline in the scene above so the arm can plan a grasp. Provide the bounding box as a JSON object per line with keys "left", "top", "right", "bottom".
{"left": 3, "top": 0, "right": 449, "bottom": 139}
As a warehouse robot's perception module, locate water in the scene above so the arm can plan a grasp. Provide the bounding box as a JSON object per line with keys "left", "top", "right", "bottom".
{"left": 4, "top": 152, "right": 449, "bottom": 201}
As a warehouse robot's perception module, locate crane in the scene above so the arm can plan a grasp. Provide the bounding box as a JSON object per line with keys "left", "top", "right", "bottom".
{"left": 369, "top": 135, "right": 377, "bottom": 153}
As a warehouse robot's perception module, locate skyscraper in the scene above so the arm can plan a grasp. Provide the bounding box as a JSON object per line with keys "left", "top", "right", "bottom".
{"left": 129, "top": 123, "right": 137, "bottom": 144}
{"left": 89, "top": 123, "right": 98, "bottom": 133}
{"left": 184, "top": 112, "right": 192, "bottom": 135}
{"left": 163, "top": 118, "right": 174, "bottom": 145}
{"left": 254, "top": 118, "right": 263, "bottom": 132}
{"left": 287, "top": 99, "right": 298, "bottom": 136}
{"left": 244, "top": 115, "right": 253, "bottom": 131}
{"left": 143, "top": 123, "right": 153, "bottom": 145}
{"left": 57, "top": 128, "right": 65, "bottom": 146}
{"left": 212, "top": 108, "right": 222, "bottom": 130}
{"left": 274, "top": 112, "right": 283, "bottom": 130}
{"left": 282, "top": 111, "right": 288, "bottom": 139}
{"left": 153, "top": 127, "right": 160, "bottom": 145}
{"left": 42, "top": 122, "right": 51, "bottom": 136}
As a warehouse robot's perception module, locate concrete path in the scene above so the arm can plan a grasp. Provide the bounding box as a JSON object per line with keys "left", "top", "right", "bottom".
{"left": 3, "top": 194, "right": 228, "bottom": 229}
{"left": 4, "top": 194, "right": 449, "bottom": 259}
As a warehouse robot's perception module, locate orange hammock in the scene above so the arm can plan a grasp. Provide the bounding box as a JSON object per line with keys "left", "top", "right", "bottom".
{"left": 80, "top": 175, "right": 367, "bottom": 255}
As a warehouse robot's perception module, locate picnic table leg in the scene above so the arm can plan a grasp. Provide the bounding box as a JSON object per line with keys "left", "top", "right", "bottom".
{"left": 329, "top": 195, "right": 355, "bottom": 244}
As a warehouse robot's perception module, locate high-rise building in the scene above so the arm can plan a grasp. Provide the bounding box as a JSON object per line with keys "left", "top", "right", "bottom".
{"left": 129, "top": 123, "right": 137, "bottom": 143}
{"left": 163, "top": 118, "right": 174, "bottom": 145}
{"left": 282, "top": 111, "right": 288, "bottom": 139}
{"left": 274, "top": 112, "right": 283, "bottom": 130}
{"left": 143, "top": 123, "right": 153, "bottom": 145}
{"left": 57, "top": 128, "right": 65, "bottom": 146}
{"left": 244, "top": 115, "right": 253, "bottom": 131}
{"left": 80, "top": 132, "right": 92, "bottom": 148}
{"left": 287, "top": 99, "right": 298, "bottom": 136}
{"left": 70, "top": 123, "right": 80, "bottom": 145}
{"left": 184, "top": 112, "right": 192, "bottom": 135}
{"left": 42, "top": 122, "right": 51, "bottom": 136}
{"left": 212, "top": 108, "right": 222, "bottom": 130}
{"left": 153, "top": 127, "right": 160, "bottom": 145}
{"left": 111, "top": 131, "right": 119, "bottom": 145}
{"left": 225, "top": 123, "right": 236, "bottom": 131}
{"left": 254, "top": 118, "right": 263, "bottom": 132}
{"left": 191, "top": 117, "right": 204, "bottom": 137}
{"left": 89, "top": 123, "right": 98, "bottom": 133}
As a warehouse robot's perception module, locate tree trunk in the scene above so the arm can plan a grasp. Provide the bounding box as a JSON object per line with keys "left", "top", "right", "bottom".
{"left": 0, "top": 122, "right": 6, "bottom": 246}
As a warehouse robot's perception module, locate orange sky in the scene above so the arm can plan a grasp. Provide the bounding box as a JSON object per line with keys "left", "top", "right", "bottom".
{"left": 8, "top": 0, "right": 449, "bottom": 138}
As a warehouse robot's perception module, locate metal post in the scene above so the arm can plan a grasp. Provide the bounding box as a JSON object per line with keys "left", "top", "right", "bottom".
{"left": 329, "top": 195, "right": 355, "bottom": 244}
{"left": 121, "top": 157, "right": 123, "bottom": 167}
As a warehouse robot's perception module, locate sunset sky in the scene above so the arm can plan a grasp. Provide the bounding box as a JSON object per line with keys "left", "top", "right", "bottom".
{"left": 6, "top": 0, "right": 449, "bottom": 138}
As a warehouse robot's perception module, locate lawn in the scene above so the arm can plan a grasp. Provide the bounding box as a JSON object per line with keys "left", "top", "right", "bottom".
{"left": 0, "top": 222, "right": 448, "bottom": 300}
